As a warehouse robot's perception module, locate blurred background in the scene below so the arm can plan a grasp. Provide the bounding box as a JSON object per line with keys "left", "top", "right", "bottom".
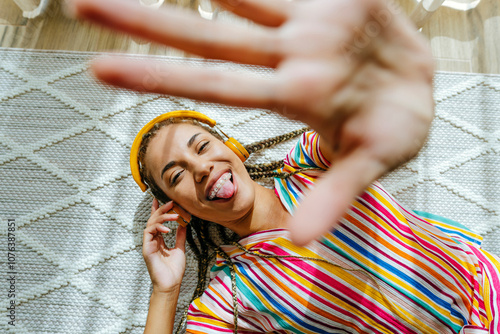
{"left": 1, "top": 0, "right": 499, "bottom": 74}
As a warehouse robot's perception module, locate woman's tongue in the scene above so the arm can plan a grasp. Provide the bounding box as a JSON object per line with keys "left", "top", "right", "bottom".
{"left": 213, "top": 176, "right": 235, "bottom": 199}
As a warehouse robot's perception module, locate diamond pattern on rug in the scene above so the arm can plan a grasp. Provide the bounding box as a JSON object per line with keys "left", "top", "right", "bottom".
{"left": 23, "top": 203, "right": 136, "bottom": 268}
{"left": 0, "top": 157, "right": 78, "bottom": 217}
{"left": 0, "top": 89, "right": 92, "bottom": 146}
{"left": 72, "top": 248, "right": 152, "bottom": 316}
{"left": 16, "top": 285, "right": 123, "bottom": 334}
{"left": 442, "top": 150, "right": 500, "bottom": 205}
{"left": 87, "top": 176, "right": 146, "bottom": 229}
{"left": 0, "top": 67, "right": 27, "bottom": 90}
{"left": 48, "top": 70, "right": 144, "bottom": 115}
{"left": 439, "top": 83, "right": 500, "bottom": 134}
{"left": 36, "top": 129, "right": 130, "bottom": 183}
{"left": 0, "top": 48, "right": 499, "bottom": 334}
{"left": 392, "top": 181, "right": 496, "bottom": 236}
{"left": 101, "top": 96, "right": 188, "bottom": 146}
{"left": 2, "top": 52, "right": 84, "bottom": 80}
{"left": 0, "top": 240, "right": 63, "bottom": 300}
{"left": 412, "top": 117, "right": 486, "bottom": 165}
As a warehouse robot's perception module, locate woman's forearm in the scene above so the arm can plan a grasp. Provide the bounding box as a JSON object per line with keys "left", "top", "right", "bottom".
{"left": 144, "top": 288, "right": 180, "bottom": 334}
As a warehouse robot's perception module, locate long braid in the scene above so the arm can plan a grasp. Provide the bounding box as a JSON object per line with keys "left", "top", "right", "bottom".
{"left": 243, "top": 127, "right": 309, "bottom": 180}
{"left": 244, "top": 127, "right": 309, "bottom": 154}
{"left": 191, "top": 218, "right": 211, "bottom": 299}
{"left": 176, "top": 217, "right": 240, "bottom": 334}
{"left": 246, "top": 160, "right": 284, "bottom": 173}
{"left": 185, "top": 224, "right": 200, "bottom": 260}
{"left": 175, "top": 217, "right": 215, "bottom": 334}
{"left": 216, "top": 224, "right": 238, "bottom": 245}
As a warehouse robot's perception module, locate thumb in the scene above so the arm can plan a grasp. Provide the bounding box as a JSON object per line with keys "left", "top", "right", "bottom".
{"left": 288, "top": 149, "right": 386, "bottom": 246}
{"left": 175, "top": 225, "right": 187, "bottom": 252}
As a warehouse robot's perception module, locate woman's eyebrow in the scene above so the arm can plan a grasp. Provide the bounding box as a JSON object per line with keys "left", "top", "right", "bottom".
{"left": 187, "top": 132, "right": 201, "bottom": 148}
{"left": 160, "top": 132, "right": 202, "bottom": 180}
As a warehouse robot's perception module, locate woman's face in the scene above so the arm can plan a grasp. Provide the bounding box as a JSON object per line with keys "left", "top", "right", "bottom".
{"left": 144, "top": 123, "right": 256, "bottom": 225}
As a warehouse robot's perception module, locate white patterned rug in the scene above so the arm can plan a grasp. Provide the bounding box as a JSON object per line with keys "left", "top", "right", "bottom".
{"left": 0, "top": 48, "right": 499, "bottom": 333}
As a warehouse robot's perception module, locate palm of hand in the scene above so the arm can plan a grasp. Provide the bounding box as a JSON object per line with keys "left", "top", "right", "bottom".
{"left": 74, "top": 0, "right": 435, "bottom": 245}
{"left": 144, "top": 234, "right": 186, "bottom": 292}
{"left": 264, "top": 0, "right": 434, "bottom": 244}
{"left": 275, "top": 0, "right": 434, "bottom": 167}
{"left": 142, "top": 199, "right": 187, "bottom": 293}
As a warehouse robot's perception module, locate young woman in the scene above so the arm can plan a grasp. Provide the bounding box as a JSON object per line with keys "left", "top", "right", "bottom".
{"left": 136, "top": 112, "right": 500, "bottom": 334}
{"left": 69, "top": 0, "right": 500, "bottom": 332}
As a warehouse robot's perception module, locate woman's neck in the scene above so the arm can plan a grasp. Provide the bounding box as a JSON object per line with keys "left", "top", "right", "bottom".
{"left": 229, "top": 183, "right": 290, "bottom": 237}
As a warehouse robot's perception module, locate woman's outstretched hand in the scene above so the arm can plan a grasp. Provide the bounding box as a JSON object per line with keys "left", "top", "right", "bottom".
{"left": 143, "top": 199, "right": 187, "bottom": 293}
{"left": 71, "top": 0, "right": 434, "bottom": 246}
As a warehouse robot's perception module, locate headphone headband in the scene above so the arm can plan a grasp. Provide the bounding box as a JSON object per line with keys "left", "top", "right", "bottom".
{"left": 130, "top": 110, "right": 218, "bottom": 192}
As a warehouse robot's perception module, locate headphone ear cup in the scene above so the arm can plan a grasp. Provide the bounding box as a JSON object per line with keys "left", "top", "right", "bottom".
{"left": 225, "top": 138, "right": 250, "bottom": 162}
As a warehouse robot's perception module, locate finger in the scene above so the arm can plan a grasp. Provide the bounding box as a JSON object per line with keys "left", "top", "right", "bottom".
{"left": 174, "top": 225, "right": 187, "bottom": 252}
{"left": 143, "top": 223, "right": 169, "bottom": 245}
{"left": 159, "top": 212, "right": 180, "bottom": 222}
{"left": 147, "top": 202, "right": 175, "bottom": 227}
{"left": 215, "top": 0, "right": 290, "bottom": 27}
{"left": 151, "top": 198, "right": 159, "bottom": 215}
{"left": 147, "top": 214, "right": 178, "bottom": 228}
{"left": 157, "top": 201, "right": 175, "bottom": 214}
{"left": 157, "top": 224, "right": 170, "bottom": 233}
{"left": 288, "top": 149, "right": 386, "bottom": 246}
{"left": 92, "top": 58, "right": 278, "bottom": 109}
{"left": 151, "top": 199, "right": 173, "bottom": 217}
{"left": 144, "top": 222, "right": 171, "bottom": 238}
{"left": 72, "top": 0, "right": 282, "bottom": 67}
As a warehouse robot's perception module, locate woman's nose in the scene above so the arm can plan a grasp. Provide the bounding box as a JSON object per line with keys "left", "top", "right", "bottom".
{"left": 193, "top": 158, "right": 213, "bottom": 183}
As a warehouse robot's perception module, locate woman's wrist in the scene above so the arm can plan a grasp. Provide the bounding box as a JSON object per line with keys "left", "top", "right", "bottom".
{"left": 152, "top": 285, "right": 181, "bottom": 297}
{"left": 145, "top": 286, "right": 180, "bottom": 334}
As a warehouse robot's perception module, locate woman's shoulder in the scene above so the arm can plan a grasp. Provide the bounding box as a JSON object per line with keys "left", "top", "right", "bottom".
{"left": 284, "top": 130, "right": 331, "bottom": 170}
{"left": 273, "top": 130, "right": 331, "bottom": 214}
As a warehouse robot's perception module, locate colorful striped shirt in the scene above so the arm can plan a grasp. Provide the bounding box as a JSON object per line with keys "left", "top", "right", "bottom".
{"left": 186, "top": 131, "right": 500, "bottom": 333}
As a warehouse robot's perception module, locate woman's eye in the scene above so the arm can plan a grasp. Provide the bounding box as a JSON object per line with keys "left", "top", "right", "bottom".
{"left": 171, "top": 170, "right": 183, "bottom": 186}
{"left": 198, "top": 141, "right": 210, "bottom": 154}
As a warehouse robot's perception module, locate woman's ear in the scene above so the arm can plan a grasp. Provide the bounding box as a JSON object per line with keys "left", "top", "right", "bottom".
{"left": 171, "top": 203, "right": 192, "bottom": 227}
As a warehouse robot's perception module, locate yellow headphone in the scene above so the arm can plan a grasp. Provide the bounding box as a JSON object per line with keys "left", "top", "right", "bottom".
{"left": 130, "top": 110, "right": 250, "bottom": 226}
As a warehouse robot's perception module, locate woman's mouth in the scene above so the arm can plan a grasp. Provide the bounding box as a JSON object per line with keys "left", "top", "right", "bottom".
{"left": 208, "top": 171, "right": 235, "bottom": 201}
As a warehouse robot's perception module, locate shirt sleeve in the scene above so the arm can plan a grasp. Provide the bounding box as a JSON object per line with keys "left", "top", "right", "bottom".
{"left": 283, "top": 130, "right": 331, "bottom": 170}
{"left": 413, "top": 210, "right": 483, "bottom": 248}
{"left": 273, "top": 130, "right": 330, "bottom": 214}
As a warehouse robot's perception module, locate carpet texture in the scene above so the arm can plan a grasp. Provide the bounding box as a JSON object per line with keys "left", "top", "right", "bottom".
{"left": 0, "top": 48, "right": 499, "bottom": 333}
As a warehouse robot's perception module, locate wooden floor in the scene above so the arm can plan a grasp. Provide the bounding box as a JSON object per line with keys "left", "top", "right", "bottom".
{"left": 0, "top": 0, "right": 499, "bottom": 74}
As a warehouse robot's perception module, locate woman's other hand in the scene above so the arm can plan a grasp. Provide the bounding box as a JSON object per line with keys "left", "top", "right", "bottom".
{"left": 71, "top": 0, "right": 434, "bottom": 246}
{"left": 143, "top": 199, "right": 187, "bottom": 294}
